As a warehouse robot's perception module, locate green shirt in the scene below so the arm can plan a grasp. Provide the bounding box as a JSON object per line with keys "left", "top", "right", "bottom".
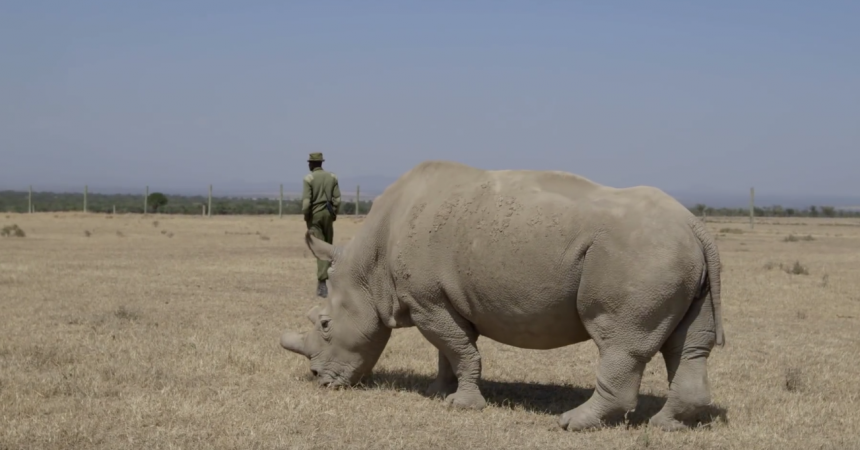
{"left": 302, "top": 167, "right": 341, "bottom": 216}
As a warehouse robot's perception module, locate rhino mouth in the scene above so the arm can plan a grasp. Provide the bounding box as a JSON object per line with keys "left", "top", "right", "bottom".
{"left": 312, "top": 368, "right": 356, "bottom": 389}
{"left": 318, "top": 377, "right": 348, "bottom": 388}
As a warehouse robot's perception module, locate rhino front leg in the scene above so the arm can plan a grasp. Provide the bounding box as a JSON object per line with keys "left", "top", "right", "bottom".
{"left": 425, "top": 350, "right": 458, "bottom": 399}
{"left": 439, "top": 343, "right": 486, "bottom": 410}
{"left": 413, "top": 303, "right": 487, "bottom": 410}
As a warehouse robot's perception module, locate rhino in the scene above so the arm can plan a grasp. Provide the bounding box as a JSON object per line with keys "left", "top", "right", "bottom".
{"left": 280, "top": 160, "right": 725, "bottom": 431}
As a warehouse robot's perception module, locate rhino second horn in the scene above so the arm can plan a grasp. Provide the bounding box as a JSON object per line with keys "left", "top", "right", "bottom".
{"left": 306, "top": 305, "right": 321, "bottom": 324}
{"left": 280, "top": 330, "right": 309, "bottom": 358}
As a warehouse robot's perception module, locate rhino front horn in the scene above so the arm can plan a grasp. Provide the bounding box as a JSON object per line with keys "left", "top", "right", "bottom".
{"left": 280, "top": 330, "right": 309, "bottom": 358}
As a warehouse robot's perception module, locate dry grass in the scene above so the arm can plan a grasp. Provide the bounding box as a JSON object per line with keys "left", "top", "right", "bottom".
{"left": 1, "top": 213, "right": 859, "bottom": 449}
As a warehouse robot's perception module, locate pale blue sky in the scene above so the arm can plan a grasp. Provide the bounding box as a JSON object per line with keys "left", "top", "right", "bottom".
{"left": 2, "top": 1, "right": 858, "bottom": 198}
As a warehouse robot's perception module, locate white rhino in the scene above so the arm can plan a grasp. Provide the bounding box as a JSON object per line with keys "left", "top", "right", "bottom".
{"left": 280, "top": 160, "right": 725, "bottom": 431}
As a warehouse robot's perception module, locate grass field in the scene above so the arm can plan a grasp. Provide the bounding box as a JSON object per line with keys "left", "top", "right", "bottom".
{"left": 1, "top": 213, "right": 859, "bottom": 449}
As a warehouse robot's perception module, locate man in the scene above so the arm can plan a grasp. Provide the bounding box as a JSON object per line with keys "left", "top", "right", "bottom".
{"left": 301, "top": 152, "right": 341, "bottom": 298}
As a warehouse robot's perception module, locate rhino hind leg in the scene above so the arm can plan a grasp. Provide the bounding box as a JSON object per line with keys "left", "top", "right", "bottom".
{"left": 559, "top": 283, "right": 694, "bottom": 431}
{"left": 650, "top": 291, "right": 717, "bottom": 431}
{"left": 425, "top": 350, "right": 458, "bottom": 399}
{"left": 558, "top": 349, "right": 649, "bottom": 431}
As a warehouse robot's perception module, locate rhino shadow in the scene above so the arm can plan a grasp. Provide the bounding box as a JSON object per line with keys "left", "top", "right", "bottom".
{"left": 362, "top": 369, "right": 727, "bottom": 428}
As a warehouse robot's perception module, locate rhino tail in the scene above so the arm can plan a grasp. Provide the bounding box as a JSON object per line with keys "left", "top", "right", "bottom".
{"left": 690, "top": 219, "right": 725, "bottom": 347}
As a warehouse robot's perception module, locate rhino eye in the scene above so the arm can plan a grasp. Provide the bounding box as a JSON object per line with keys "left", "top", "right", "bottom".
{"left": 320, "top": 318, "right": 331, "bottom": 331}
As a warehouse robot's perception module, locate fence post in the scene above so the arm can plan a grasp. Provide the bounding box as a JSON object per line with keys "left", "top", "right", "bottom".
{"left": 144, "top": 186, "right": 149, "bottom": 215}
{"left": 84, "top": 185, "right": 88, "bottom": 213}
{"left": 208, "top": 184, "right": 212, "bottom": 217}
{"left": 113, "top": 205, "right": 116, "bottom": 215}
{"left": 355, "top": 185, "right": 360, "bottom": 216}
{"left": 749, "top": 187, "right": 755, "bottom": 229}
{"left": 279, "top": 184, "right": 284, "bottom": 219}
{"left": 28, "top": 185, "right": 32, "bottom": 214}
{"left": 201, "top": 204, "right": 205, "bottom": 216}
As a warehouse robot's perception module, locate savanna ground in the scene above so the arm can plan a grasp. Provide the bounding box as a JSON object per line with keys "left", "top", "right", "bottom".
{"left": 1, "top": 212, "right": 858, "bottom": 449}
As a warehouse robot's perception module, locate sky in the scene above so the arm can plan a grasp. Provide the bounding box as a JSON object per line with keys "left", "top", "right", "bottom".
{"left": 1, "top": 1, "right": 858, "bottom": 199}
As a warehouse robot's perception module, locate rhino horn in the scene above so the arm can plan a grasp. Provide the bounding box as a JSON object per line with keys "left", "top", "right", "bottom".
{"left": 305, "top": 231, "right": 341, "bottom": 262}
{"left": 280, "top": 330, "right": 310, "bottom": 358}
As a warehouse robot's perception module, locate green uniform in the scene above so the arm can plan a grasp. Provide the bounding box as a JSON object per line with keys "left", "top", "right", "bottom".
{"left": 302, "top": 165, "right": 341, "bottom": 282}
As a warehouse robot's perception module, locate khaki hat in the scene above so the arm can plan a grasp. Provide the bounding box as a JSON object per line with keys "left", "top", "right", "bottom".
{"left": 308, "top": 152, "right": 325, "bottom": 162}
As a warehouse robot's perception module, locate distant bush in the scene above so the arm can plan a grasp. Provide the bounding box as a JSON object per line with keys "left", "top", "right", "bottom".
{"left": 719, "top": 228, "right": 744, "bottom": 234}
{"left": 784, "top": 234, "right": 814, "bottom": 242}
{"left": 114, "top": 305, "right": 140, "bottom": 322}
{"left": 1, "top": 224, "right": 25, "bottom": 237}
{"left": 785, "top": 261, "right": 809, "bottom": 275}
{"left": 765, "top": 260, "right": 810, "bottom": 275}
{"left": 147, "top": 192, "right": 168, "bottom": 212}
{"left": 784, "top": 367, "right": 803, "bottom": 392}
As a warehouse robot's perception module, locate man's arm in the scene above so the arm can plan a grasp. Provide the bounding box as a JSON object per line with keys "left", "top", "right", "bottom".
{"left": 331, "top": 174, "right": 341, "bottom": 213}
{"left": 301, "top": 173, "right": 313, "bottom": 218}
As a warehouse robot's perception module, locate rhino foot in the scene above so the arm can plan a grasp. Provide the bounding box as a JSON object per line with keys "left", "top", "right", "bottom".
{"left": 557, "top": 406, "right": 607, "bottom": 432}
{"left": 425, "top": 379, "right": 457, "bottom": 399}
{"left": 444, "top": 390, "right": 487, "bottom": 410}
{"left": 648, "top": 413, "right": 689, "bottom": 432}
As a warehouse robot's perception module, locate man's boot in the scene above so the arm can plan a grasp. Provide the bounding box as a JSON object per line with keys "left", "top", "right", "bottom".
{"left": 317, "top": 281, "right": 328, "bottom": 298}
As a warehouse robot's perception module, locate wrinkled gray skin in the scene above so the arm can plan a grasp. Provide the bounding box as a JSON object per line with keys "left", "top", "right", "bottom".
{"left": 280, "top": 160, "right": 725, "bottom": 431}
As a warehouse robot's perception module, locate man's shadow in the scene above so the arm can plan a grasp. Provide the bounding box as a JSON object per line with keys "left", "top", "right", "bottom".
{"left": 358, "top": 369, "right": 727, "bottom": 428}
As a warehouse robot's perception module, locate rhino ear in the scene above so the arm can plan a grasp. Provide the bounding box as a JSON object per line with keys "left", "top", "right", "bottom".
{"left": 305, "top": 231, "right": 339, "bottom": 261}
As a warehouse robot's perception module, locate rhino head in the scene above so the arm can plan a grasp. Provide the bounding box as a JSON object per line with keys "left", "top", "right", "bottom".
{"left": 279, "top": 232, "right": 392, "bottom": 387}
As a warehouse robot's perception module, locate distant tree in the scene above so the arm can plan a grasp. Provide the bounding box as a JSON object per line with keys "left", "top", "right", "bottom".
{"left": 809, "top": 206, "right": 819, "bottom": 217}
{"left": 147, "top": 192, "right": 168, "bottom": 212}
{"left": 694, "top": 203, "right": 707, "bottom": 217}
{"left": 821, "top": 206, "right": 836, "bottom": 218}
{"left": 785, "top": 208, "right": 796, "bottom": 217}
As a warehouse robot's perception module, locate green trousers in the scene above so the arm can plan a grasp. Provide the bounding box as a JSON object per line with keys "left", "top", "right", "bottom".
{"left": 306, "top": 209, "right": 334, "bottom": 281}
